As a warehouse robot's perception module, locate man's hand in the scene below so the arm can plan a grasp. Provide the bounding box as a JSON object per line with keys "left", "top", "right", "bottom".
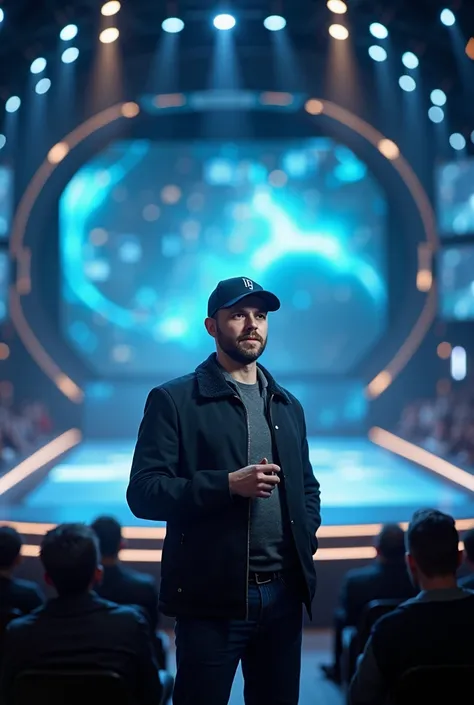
{"left": 229, "top": 458, "right": 280, "bottom": 499}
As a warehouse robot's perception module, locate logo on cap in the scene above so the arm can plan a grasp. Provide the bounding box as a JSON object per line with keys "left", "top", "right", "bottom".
{"left": 242, "top": 278, "right": 254, "bottom": 290}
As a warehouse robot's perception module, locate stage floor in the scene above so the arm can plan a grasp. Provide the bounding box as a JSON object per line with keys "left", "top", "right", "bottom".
{"left": 9, "top": 437, "right": 474, "bottom": 527}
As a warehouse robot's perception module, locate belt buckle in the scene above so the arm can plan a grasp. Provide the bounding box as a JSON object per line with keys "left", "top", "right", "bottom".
{"left": 254, "top": 572, "right": 273, "bottom": 585}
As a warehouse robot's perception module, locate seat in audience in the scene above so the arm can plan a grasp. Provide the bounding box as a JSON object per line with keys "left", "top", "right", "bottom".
{"left": 12, "top": 669, "right": 133, "bottom": 705}
{"left": 390, "top": 664, "right": 474, "bottom": 705}
{"left": 341, "top": 598, "right": 403, "bottom": 691}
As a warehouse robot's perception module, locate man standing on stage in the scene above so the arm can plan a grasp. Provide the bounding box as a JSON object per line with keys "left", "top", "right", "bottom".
{"left": 127, "top": 276, "right": 321, "bottom": 705}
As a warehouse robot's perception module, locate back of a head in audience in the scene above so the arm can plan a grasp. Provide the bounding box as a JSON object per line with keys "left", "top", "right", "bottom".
{"left": 40, "top": 523, "right": 103, "bottom": 597}
{"left": 90, "top": 516, "right": 123, "bottom": 563}
{"left": 375, "top": 523, "right": 406, "bottom": 563}
{"left": 406, "top": 509, "right": 461, "bottom": 590}
{"left": 463, "top": 528, "right": 474, "bottom": 570}
{"left": 0, "top": 526, "right": 23, "bottom": 575}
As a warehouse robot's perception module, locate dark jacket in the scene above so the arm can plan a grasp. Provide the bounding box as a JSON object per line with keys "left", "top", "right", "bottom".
{"left": 349, "top": 589, "right": 474, "bottom": 704}
{"left": 95, "top": 563, "right": 159, "bottom": 632}
{"left": 0, "top": 592, "right": 163, "bottom": 705}
{"left": 0, "top": 576, "right": 44, "bottom": 615}
{"left": 373, "top": 591, "right": 474, "bottom": 682}
{"left": 127, "top": 353, "right": 321, "bottom": 619}
{"left": 341, "top": 560, "right": 417, "bottom": 626}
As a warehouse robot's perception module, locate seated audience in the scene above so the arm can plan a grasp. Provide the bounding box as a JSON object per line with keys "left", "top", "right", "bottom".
{"left": 0, "top": 398, "right": 53, "bottom": 463}
{"left": 0, "top": 523, "right": 163, "bottom": 705}
{"left": 91, "top": 515, "right": 168, "bottom": 668}
{"left": 321, "top": 523, "right": 416, "bottom": 683}
{"left": 397, "top": 387, "right": 474, "bottom": 467}
{"left": 459, "top": 527, "right": 474, "bottom": 590}
{"left": 350, "top": 509, "right": 474, "bottom": 705}
{"left": 0, "top": 526, "right": 44, "bottom": 615}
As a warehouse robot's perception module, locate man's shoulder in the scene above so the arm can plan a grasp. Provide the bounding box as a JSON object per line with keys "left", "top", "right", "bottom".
{"left": 459, "top": 574, "right": 474, "bottom": 590}
{"left": 120, "top": 566, "right": 157, "bottom": 592}
{"left": 90, "top": 596, "right": 150, "bottom": 634}
{"left": 6, "top": 606, "right": 44, "bottom": 636}
{"left": 281, "top": 388, "right": 303, "bottom": 409}
{"left": 152, "top": 372, "right": 197, "bottom": 397}
{"left": 10, "top": 577, "right": 42, "bottom": 596}
{"left": 345, "top": 563, "right": 381, "bottom": 586}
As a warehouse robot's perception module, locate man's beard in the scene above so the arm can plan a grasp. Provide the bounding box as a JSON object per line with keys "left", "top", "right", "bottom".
{"left": 216, "top": 326, "right": 267, "bottom": 364}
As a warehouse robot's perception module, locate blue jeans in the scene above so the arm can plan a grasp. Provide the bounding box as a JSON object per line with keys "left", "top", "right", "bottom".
{"left": 173, "top": 575, "right": 303, "bottom": 705}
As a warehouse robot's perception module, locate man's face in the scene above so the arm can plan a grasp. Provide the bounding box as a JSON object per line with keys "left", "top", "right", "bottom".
{"left": 206, "top": 296, "right": 269, "bottom": 364}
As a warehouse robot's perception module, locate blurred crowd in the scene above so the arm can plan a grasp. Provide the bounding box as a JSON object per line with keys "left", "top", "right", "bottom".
{"left": 0, "top": 400, "right": 53, "bottom": 465}
{"left": 397, "top": 387, "right": 474, "bottom": 467}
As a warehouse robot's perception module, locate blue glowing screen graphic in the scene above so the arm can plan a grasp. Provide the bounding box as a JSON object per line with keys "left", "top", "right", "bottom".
{"left": 0, "top": 252, "right": 8, "bottom": 321}
{"left": 437, "top": 159, "right": 474, "bottom": 236}
{"left": 439, "top": 244, "right": 474, "bottom": 321}
{"left": 60, "top": 139, "right": 387, "bottom": 377}
{"left": 0, "top": 166, "right": 13, "bottom": 239}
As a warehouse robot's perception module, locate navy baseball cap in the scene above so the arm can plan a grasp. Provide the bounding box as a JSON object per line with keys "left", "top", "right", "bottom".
{"left": 207, "top": 277, "right": 281, "bottom": 318}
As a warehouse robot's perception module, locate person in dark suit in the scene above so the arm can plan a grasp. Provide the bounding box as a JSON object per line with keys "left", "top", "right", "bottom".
{"left": 350, "top": 509, "right": 474, "bottom": 705}
{"left": 321, "top": 523, "right": 417, "bottom": 683}
{"left": 91, "top": 516, "right": 159, "bottom": 630}
{"left": 90, "top": 516, "right": 168, "bottom": 668}
{"left": 459, "top": 527, "right": 474, "bottom": 589}
{"left": 0, "top": 526, "right": 44, "bottom": 615}
{"left": 0, "top": 523, "right": 163, "bottom": 705}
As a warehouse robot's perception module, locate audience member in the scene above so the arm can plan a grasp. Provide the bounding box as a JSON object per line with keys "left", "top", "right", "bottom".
{"left": 91, "top": 516, "right": 168, "bottom": 668}
{"left": 0, "top": 523, "right": 164, "bottom": 705}
{"left": 0, "top": 526, "right": 44, "bottom": 615}
{"left": 350, "top": 509, "right": 474, "bottom": 705}
{"left": 321, "top": 523, "right": 416, "bottom": 683}
{"left": 459, "top": 527, "right": 474, "bottom": 590}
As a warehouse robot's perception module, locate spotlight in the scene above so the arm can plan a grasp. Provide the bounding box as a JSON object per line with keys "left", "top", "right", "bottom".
{"left": 213, "top": 14, "right": 236, "bottom": 30}
{"left": 101, "top": 1, "right": 121, "bottom": 16}
{"left": 440, "top": 9, "right": 455, "bottom": 26}
{"left": 402, "top": 51, "right": 419, "bottom": 69}
{"left": 378, "top": 139, "right": 400, "bottom": 160}
{"left": 99, "top": 27, "right": 119, "bottom": 43}
{"left": 451, "top": 346, "right": 466, "bottom": 381}
{"left": 30, "top": 57, "right": 47, "bottom": 74}
{"left": 327, "top": 0, "right": 347, "bottom": 13}
{"left": 60, "top": 24, "right": 78, "bottom": 41}
{"left": 61, "top": 47, "right": 79, "bottom": 63}
{"left": 466, "top": 38, "right": 474, "bottom": 60}
{"left": 35, "top": 78, "right": 51, "bottom": 95}
{"left": 398, "top": 75, "right": 416, "bottom": 92}
{"left": 368, "top": 45, "right": 387, "bottom": 62}
{"left": 264, "top": 15, "right": 286, "bottom": 31}
{"left": 369, "top": 22, "right": 388, "bottom": 39}
{"left": 5, "top": 96, "right": 21, "bottom": 113}
{"left": 431, "top": 89, "right": 447, "bottom": 106}
{"left": 428, "top": 106, "right": 444, "bottom": 123}
{"left": 449, "top": 133, "right": 466, "bottom": 150}
{"left": 0, "top": 9, "right": 4, "bottom": 23}
{"left": 162, "top": 17, "right": 184, "bottom": 33}
{"left": 0, "top": 135, "right": 6, "bottom": 150}
{"left": 329, "top": 23, "right": 349, "bottom": 40}
{"left": 48, "top": 142, "right": 70, "bottom": 165}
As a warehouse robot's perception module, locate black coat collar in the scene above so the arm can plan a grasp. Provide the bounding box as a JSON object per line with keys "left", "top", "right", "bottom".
{"left": 195, "top": 353, "right": 291, "bottom": 404}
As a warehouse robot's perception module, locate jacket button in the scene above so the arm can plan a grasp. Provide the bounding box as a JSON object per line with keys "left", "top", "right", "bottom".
{"left": 275, "top": 425, "right": 279, "bottom": 430}
{"left": 290, "top": 520, "right": 294, "bottom": 525}
{"left": 177, "top": 588, "right": 182, "bottom": 593}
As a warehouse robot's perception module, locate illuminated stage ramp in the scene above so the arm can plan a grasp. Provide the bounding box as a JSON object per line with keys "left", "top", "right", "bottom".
{"left": 19, "top": 437, "right": 472, "bottom": 527}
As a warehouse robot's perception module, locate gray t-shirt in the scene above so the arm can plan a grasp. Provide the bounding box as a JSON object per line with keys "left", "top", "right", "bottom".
{"left": 228, "top": 374, "right": 295, "bottom": 572}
